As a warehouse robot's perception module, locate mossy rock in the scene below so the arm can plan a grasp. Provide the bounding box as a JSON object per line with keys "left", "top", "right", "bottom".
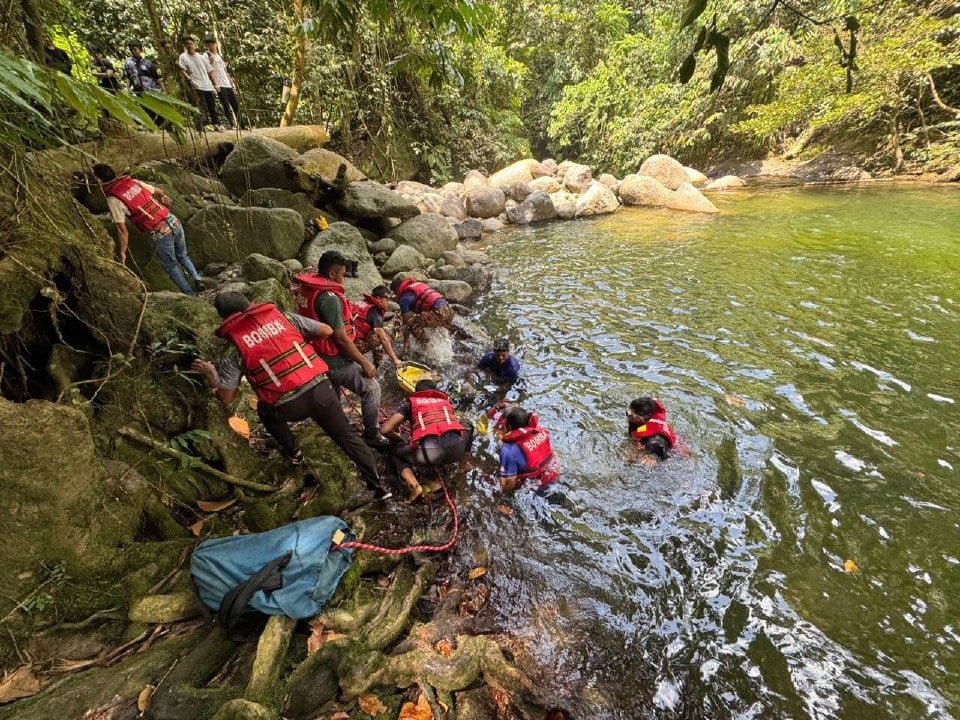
{"left": 247, "top": 278, "right": 294, "bottom": 311}
{"left": 133, "top": 161, "right": 231, "bottom": 199}
{"left": 240, "top": 188, "right": 335, "bottom": 224}
{"left": 297, "top": 429, "right": 367, "bottom": 517}
{"left": 184, "top": 206, "right": 306, "bottom": 268}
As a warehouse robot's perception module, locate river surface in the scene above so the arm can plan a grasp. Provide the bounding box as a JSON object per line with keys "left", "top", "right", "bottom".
{"left": 453, "top": 184, "right": 960, "bottom": 719}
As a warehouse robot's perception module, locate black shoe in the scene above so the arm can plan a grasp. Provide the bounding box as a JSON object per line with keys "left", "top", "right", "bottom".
{"left": 193, "top": 277, "right": 205, "bottom": 292}
{"left": 363, "top": 433, "right": 394, "bottom": 448}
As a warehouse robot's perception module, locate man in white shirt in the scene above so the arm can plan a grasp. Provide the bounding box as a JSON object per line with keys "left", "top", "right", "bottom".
{"left": 178, "top": 36, "right": 222, "bottom": 131}
{"left": 204, "top": 34, "right": 244, "bottom": 129}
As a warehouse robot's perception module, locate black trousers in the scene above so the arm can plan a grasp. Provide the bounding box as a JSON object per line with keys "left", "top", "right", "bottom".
{"left": 195, "top": 89, "right": 220, "bottom": 127}
{"left": 217, "top": 86, "right": 242, "bottom": 127}
{"left": 257, "top": 379, "right": 380, "bottom": 487}
{"left": 390, "top": 424, "right": 474, "bottom": 475}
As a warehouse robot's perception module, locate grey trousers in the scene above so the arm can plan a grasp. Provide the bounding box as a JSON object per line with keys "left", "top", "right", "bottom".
{"left": 327, "top": 361, "right": 382, "bottom": 436}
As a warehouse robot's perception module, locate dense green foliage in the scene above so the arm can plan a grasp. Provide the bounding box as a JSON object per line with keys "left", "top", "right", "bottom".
{"left": 3, "top": 0, "right": 959, "bottom": 178}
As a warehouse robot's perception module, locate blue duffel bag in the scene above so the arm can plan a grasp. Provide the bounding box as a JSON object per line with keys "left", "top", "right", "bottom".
{"left": 190, "top": 516, "right": 355, "bottom": 637}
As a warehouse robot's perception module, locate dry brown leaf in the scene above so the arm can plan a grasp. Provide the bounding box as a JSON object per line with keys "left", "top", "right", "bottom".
{"left": 0, "top": 666, "right": 43, "bottom": 703}
{"left": 196, "top": 498, "right": 237, "bottom": 512}
{"left": 16, "top": 571, "right": 33, "bottom": 581}
{"left": 228, "top": 415, "right": 251, "bottom": 438}
{"left": 248, "top": 398, "right": 258, "bottom": 411}
{"left": 188, "top": 520, "right": 204, "bottom": 537}
{"left": 435, "top": 639, "right": 455, "bottom": 657}
{"left": 137, "top": 684, "right": 155, "bottom": 712}
{"left": 468, "top": 567, "right": 487, "bottom": 580}
{"left": 640, "top": 456, "right": 657, "bottom": 467}
{"left": 358, "top": 694, "right": 387, "bottom": 716}
{"left": 330, "top": 713, "right": 350, "bottom": 720}
{"left": 398, "top": 694, "right": 433, "bottom": 720}
{"left": 844, "top": 559, "right": 859, "bottom": 573}
{"left": 307, "top": 620, "right": 325, "bottom": 655}
{"left": 724, "top": 394, "right": 746, "bottom": 407}
{"left": 496, "top": 504, "right": 512, "bottom": 516}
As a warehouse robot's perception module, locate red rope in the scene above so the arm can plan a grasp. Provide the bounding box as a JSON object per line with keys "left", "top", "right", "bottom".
{"left": 333, "top": 472, "right": 458, "bottom": 555}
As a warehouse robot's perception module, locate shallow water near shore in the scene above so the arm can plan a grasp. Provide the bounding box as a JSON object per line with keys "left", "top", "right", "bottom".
{"left": 454, "top": 184, "right": 960, "bottom": 719}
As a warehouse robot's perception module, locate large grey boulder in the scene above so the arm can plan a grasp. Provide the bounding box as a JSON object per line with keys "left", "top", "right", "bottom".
{"left": 292, "top": 147, "right": 365, "bottom": 191}
{"left": 488, "top": 159, "right": 538, "bottom": 187}
{"left": 529, "top": 176, "right": 561, "bottom": 194}
{"left": 133, "top": 161, "right": 230, "bottom": 198}
{"left": 703, "top": 175, "right": 747, "bottom": 191}
{"left": 465, "top": 187, "right": 506, "bottom": 219}
{"left": 333, "top": 181, "right": 420, "bottom": 220}
{"left": 618, "top": 174, "right": 672, "bottom": 206}
{"left": 394, "top": 180, "right": 438, "bottom": 195}
{"left": 458, "top": 247, "right": 490, "bottom": 264}
{"left": 455, "top": 218, "right": 483, "bottom": 240}
{"left": 299, "top": 221, "right": 383, "bottom": 297}
{"left": 186, "top": 206, "right": 305, "bottom": 267}
{"left": 598, "top": 173, "right": 619, "bottom": 189}
{"left": 247, "top": 277, "right": 294, "bottom": 311}
{"left": 462, "top": 170, "right": 489, "bottom": 192}
{"left": 575, "top": 181, "right": 620, "bottom": 217}
{"left": 367, "top": 238, "right": 396, "bottom": 255}
{"left": 240, "top": 188, "right": 334, "bottom": 223}
{"left": 220, "top": 135, "right": 300, "bottom": 195}
{"left": 439, "top": 250, "right": 466, "bottom": 268}
{"left": 506, "top": 190, "right": 557, "bottom": 224}
{"left": 381, "top": 245, "right": 429, "bottom": 275}
{"left": 480, "top": 217, "right": 504, "bottom": 233}
{"left": 664, "top": 182, "right": 719, "bottom": 213}
{"left": 386, "top": 212, "right": 459, "bottom": 259}
{"left": 427, "top": 279, "right": 473, "bottom": 303}
{"left": 638, "top": 154, "right": 688, "bottom": 191}
{"left": 506, "top": 181, "right": 533, "bottom": 203}
{"left": 242, "top": 253, "right": 289, "bottom": 284}
{"left": 541, "top": 158, "right": 559, "bottom": 175}
{"left": 556, "top": 202, "right": 577, "bottom": 220}
{"left": 441, "top": 191, "right": 467, "bottom": 221}
{"left": 562, "top": 163, "right": 593, "bottom": 193}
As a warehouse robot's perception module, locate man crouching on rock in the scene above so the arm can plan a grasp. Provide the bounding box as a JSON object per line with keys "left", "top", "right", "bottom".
{"left": 191, "top": 291, "right": 389, "bottom": 498}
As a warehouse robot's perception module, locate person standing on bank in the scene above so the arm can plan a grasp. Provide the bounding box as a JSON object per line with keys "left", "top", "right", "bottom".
{"left": 178, "top": 36, "right": 222, "bottom": 131}
{"left": 294, "top": 251, "right": 393, "bottom": 447}
{"left": 203, "top": 34, "right": 243, "bottom": 130}
{"left": 190, "top": 292, "right": 386, "bottom": 496}
{"left": 124, "top": 40, "right": 162, "bottom": 94}
{"left": 87, "top": 45, "right": 120, "bottom": 93}
{"left": 93, "top": 163, "right": 203, "bottom": 295}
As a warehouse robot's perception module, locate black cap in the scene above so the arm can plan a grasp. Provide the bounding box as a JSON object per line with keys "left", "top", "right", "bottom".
{"left": 493, "top": 338, "right": 510, "bottom": 352}
{"left": 128, "top": 39, "right": 143, "bottom": 49}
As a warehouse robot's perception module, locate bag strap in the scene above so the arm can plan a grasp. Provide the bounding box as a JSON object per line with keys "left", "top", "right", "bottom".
{"left": 217, "top": 551, "right": 292, "bottom": 639}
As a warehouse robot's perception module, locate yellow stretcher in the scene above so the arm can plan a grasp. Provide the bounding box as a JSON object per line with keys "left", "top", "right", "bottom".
{"left": 396, "top": 361, "right": 438, "bottom": 394}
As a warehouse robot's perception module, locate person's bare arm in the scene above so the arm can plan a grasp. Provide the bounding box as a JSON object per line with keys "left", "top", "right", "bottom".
{"left": 302, "top": 322, "right": 334, "bottom": 342}
{"left": 374, "top": 327, "right": 402, "bottom": 367}
{"left": 115, "top": 223, "right": 129, "bottom": 265}
{"left": 380, "top": 411, "right": 406, "bottom": 440}
{"left": 190, "top": 359, "right": 238, "bottom": 405}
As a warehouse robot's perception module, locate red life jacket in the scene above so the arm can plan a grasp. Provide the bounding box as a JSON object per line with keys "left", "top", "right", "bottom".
{"left": 409, "top": 389, "right": 464, "bottom": 446}
{"left": 631, "top": 399, "right": 677, "bottom": 449}
{"left": 215, "top": 304, "right": 328, "bottom": 405}
{"left": 501, "top": 425, "right": 559, "bottom": 487}
{"left": 397, "top": 278, "right": 444, "bottom": 313}
{"left": 351, "top": 294, "right": 388, "bottom": 343}
{"left": 103, "top": 175, "right": 171, "bottom": 234}
{"left": 293, "top": 274, "right": 355, "bottom": 357}
{"left": 487, "top": 401, "right": 540, "bottom": 434}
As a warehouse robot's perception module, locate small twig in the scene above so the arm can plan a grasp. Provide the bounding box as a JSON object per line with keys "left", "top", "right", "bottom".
{"left": 37, "top": 607, "right": 123, "bottom": 634}
{"left": 0, "top": 576, "right": 56, "bottom": 625}
{"left": 148, "top": 546, "right": 191, "bottom": 594}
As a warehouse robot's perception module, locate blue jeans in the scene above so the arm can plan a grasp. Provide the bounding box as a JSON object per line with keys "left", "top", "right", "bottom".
{"left": 152, "top": 216, "right": 201, "bottom": 295}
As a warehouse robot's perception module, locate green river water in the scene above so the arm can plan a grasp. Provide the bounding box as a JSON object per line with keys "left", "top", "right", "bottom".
{"left": 454, "top": 183, "right": 960, "bottom": 719}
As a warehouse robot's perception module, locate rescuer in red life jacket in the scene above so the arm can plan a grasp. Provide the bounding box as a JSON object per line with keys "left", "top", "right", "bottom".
{"left": 190, "top": 291, "right": 387, "bottom": 497}
{"left": 379, "top": 379, "right": 474, "bottom": 502}
{"left": 389, "top": 274, "right": 454, "bottom": 347}
{"left": 627, "top": 396, "right": 677, "bottom": 460}
{"left": 499, "top": 406, "right": 560, "bottom": 493}
{"left": 93, "top": 163, "right": 203, "bottom": 295}
{"left": 293, "top": 251, "right": 393, "bottom": 448}
{"left": 351, "top": 285, "right": 403, "bottom": 369}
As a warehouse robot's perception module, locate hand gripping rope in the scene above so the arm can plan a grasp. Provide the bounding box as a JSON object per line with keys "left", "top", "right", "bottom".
{"left": 332, "top": 469, "right": 458, "bottom": 555}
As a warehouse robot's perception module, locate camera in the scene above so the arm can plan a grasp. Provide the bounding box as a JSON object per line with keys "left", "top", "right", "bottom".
{"left": 346, "top": 259, "right": 360, "bottom": 278}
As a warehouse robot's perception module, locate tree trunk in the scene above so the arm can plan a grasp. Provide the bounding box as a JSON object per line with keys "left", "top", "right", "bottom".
{"left": 280, "top": 0, "right": 307, "bottom": 127}
{"left": 142, "top": 0, "right": 185, "bottom": 99}
{"left": 19, "top": 0, "right": 44, "bottom": 60}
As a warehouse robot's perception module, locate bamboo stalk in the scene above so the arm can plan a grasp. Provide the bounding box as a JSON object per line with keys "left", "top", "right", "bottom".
{"left": 119, "top": 426, "right": 274, "bottom": 492}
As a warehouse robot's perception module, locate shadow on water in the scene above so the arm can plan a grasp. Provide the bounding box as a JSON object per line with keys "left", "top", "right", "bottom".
{"left": 449, "top": 184, "right": 960, "bottom": 719}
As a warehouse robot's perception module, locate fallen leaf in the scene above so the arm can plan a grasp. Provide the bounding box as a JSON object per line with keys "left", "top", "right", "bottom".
{"left": 468, "top": 566, "right": 487, "bottom": 580}
{"left": 398, "top": 694, "right": 433, "bottom": 720}
{"left": 917, "top": 472, "right": 925, "bottom": 478}
{"left": 137, "top": 684, "right": 155, "bottom": 712}
{"left": 307, "top": 620, "right": 325, "bottom": 655}
{"left": 496, "top": 504, "right": 512, "bottom": 516}
{"left": 228, "top": 415, "right": 251, "bottom": 439}
{"left": 248, "top": 398, "right": 258, "bottom": 411}
{"left": 196, "top": 498, "right": 237, "bottom": 512}
{"left": 188, "top": 520, "right": 204, "bottom": 537}
{"left": 640, "top": 456, "right": 657, "bottom": 466}
{"left": 0, "top": 666, "right": 43, "bottom": 703}
{"left": 844, "top": 559, "right": 858, "bottom": 573}
{"left": 724, "top": 394, "right": 746, "bottom": 407}
{"left": 330, "top": 713, "right": 350, "bottom": 720}
{"left": 435, "top": 639, "right": 455, "bottom": 657}
{"left": 358, "top": 694, "right": 387, "bottom": 716}
{"left": 16, "top": 571, "right": 33, "bottom": 581}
